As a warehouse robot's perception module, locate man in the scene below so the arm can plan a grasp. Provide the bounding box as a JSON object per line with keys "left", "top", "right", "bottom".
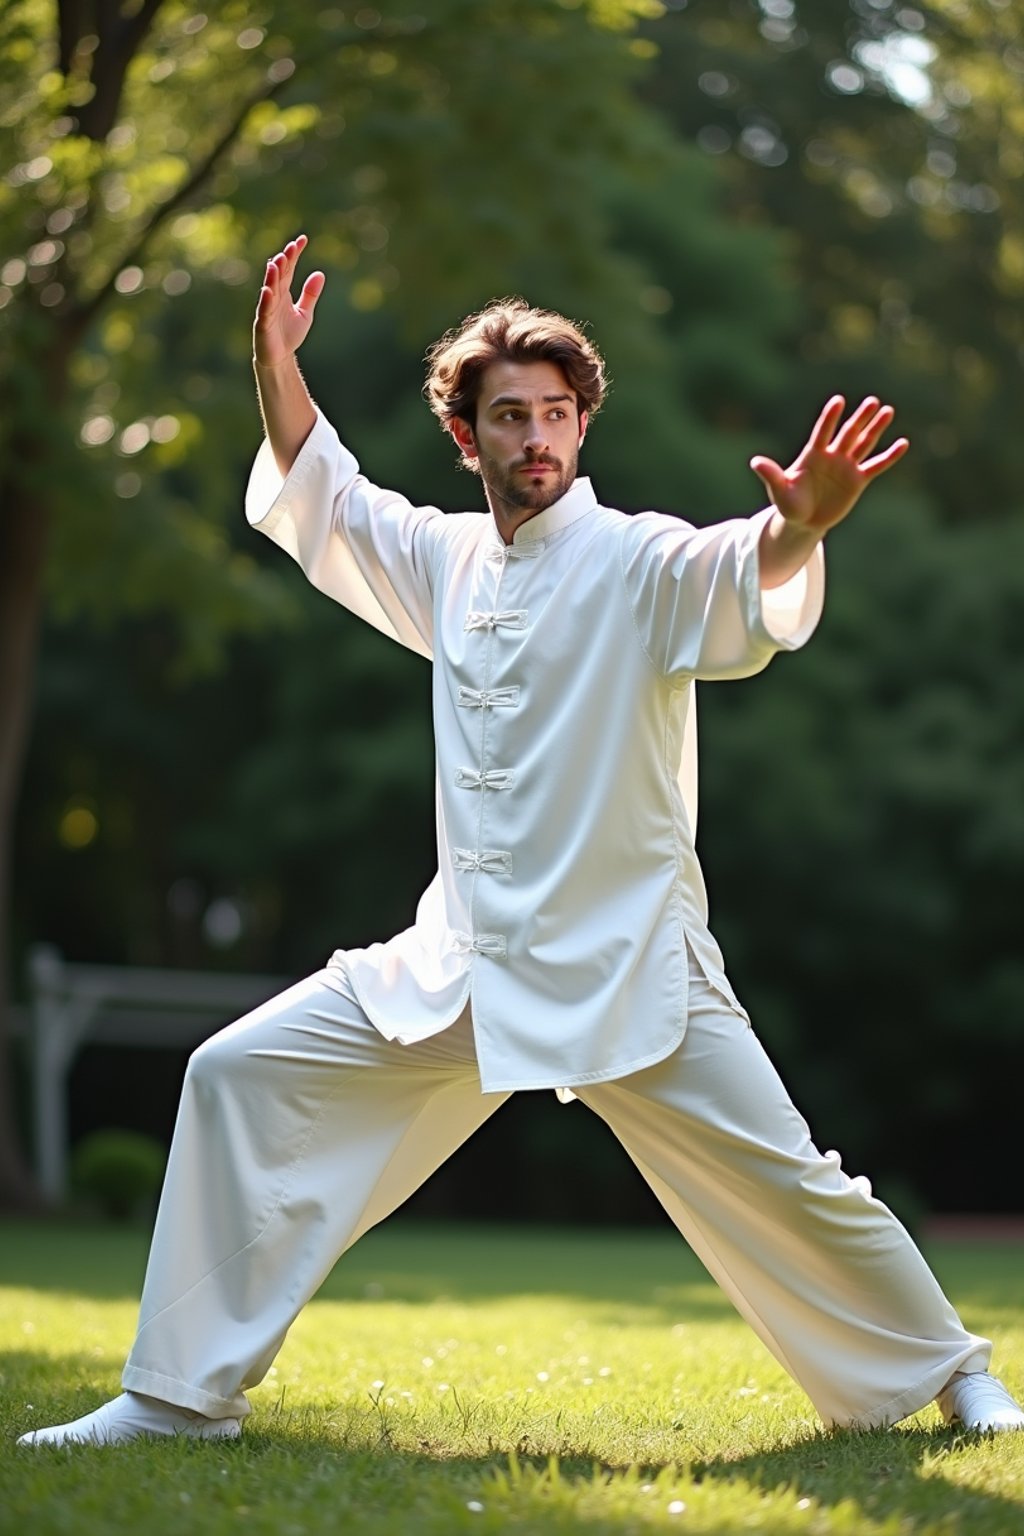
{"left": 19, "top": 237, "right": 1023, "bottom": 1446}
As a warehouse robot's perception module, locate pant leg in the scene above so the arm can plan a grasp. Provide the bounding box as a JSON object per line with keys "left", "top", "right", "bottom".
{"left": 122, "top": 974, "right": 504, "bottom": 1418}
{"left": 578, "top": 968, "right": 990, "bottom": 1430}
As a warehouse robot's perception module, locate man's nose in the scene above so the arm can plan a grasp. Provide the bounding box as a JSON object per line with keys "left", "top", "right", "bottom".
{"left": 523, "top": 417, "right": 548, "bottom": 451}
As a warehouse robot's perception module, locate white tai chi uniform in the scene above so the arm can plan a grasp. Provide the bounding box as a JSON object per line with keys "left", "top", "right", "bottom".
{"left": 122, "top": 415, "right": 989, "bottom": 1428}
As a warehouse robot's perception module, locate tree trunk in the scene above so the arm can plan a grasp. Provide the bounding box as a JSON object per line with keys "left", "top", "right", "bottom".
{"left": 0, "top": 302, "right": 76, "bottom": 1210}
{"left": 0, "top": 458, "right": 52, "bottom": 1210}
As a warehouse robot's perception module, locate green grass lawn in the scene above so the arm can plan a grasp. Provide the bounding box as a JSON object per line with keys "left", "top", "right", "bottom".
{"left": 2, "top": 1218, "right": 1023, "bottom": 1534}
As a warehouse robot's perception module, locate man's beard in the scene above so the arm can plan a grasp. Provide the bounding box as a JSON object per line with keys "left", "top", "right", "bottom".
{"left": 478, "top": 446, "right": 579, "bottom": 517}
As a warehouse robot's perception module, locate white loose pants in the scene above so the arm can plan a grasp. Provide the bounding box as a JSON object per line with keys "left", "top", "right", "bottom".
{"left": 122, "top": 967, "right": 989, "bottom": 1430}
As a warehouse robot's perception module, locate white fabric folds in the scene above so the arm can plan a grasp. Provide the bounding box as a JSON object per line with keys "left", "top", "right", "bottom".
{"left": 245, "top": 413, "right": 825, "bottom": 1092}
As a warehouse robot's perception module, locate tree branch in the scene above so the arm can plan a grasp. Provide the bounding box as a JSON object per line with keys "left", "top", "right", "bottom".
{"left": 76, "top": 0, "right": 166, "bottom": 141}
{"left": 66, "top": 17, "right": 421, "bottom": 340}
{"left": 70, "top": 71, "right": 293, "bottom": 337}
{"left": 57, "top": 0, "right": 88, "bottom": 76}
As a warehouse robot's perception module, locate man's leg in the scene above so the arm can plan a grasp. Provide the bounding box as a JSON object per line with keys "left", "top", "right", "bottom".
{"left": 19, "top": 972, "right": 504, "bottom": 1443}
{"left": 578, "top": 966, "right": 999, "bottom": 1431}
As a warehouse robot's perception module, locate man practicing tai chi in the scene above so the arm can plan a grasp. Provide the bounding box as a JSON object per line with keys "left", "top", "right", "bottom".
{"left": 20, "top": 236, "right": 1024, "bottom": 1445}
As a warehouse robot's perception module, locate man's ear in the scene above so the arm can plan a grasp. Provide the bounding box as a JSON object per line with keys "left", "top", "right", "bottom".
{"left": 578, "top": 409, "right": 589, "bottom": 449}
{"left": 450, "top": 416, "right": 478, "bottom": 459}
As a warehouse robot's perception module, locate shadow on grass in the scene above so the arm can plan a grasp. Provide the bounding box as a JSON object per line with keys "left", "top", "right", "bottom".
{"left": 686, "top": 1424, "right": 1020, "bottom": 1533}
{"left": 4, "top": 1355, "right": 1021, "bottom": 1535}
{"left": 236, "top": 1422, "right": 1024, "bottom": 1532}
{"left": 4, "top": 1218, "right": 1022, "bottom": 1313}
{"left": 0, "top": 1217, "right": 738, "bottom": 1322}
{"left": 0, "top": 1217, "right": 152, "bottom": 1300}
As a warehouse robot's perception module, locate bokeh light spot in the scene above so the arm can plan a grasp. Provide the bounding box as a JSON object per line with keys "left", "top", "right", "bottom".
{"left": 59, "top": 805, "right": 99, "bottom": 850}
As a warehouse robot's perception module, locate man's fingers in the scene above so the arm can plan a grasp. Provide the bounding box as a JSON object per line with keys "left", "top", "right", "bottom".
{"left": 749, "top": 454, "right": 787, "bottom": 499}
{"left": 254, "top": 281, "right": 276, "bottom": 328}
{"left": 848, "top": 404, "right": 895, "bottom": 462}
{"left": 280, "top": 234, "right": 307, "bottom": 281}
{"left": 296, "top": 270, "right": 325, "bottom": 316}
{"left": 278, "top": 234, "right": 306, "bottom": 260}
{"left": 831, "top": 396, "right": 880, "bottom": 454}
{"left": 264, "top": 235, "right": 308, "bottom": 289}
{"left": 859, "top": 437, "right": 910, "bottom": 479}
{"left": 806, "top": 395, "right": 846, "bottom": 453}
{"left": 257, "top": 237, "right": 318, "bottom": 329}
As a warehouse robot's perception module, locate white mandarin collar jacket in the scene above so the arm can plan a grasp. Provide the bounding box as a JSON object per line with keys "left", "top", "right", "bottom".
{"left": 246, "top": 412, "right": 824, "bottom": 1093}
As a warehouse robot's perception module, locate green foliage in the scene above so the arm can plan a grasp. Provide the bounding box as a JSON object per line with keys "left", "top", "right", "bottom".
{"left": 641, "top": 0, "right": 1024, "bottom": 521}
{"left": 7, "top": 0, "right": 1024, "bottom": 1223}
{"left": 2, "top": 0, "right": 701, "bottom": 662}
{"left": 0, "top": 0, "right": 797, "bottom": 1209}
{"left": 697, "top": 493, "right": 1024, "bottom": 1210}
{"left": 70, "top": 1129, "right": 166, "bottom": 1220}
{"left": 9, "top": 0, "right": 798, "bottom": 966}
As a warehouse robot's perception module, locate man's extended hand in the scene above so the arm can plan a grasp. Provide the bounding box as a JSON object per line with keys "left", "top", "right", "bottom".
{"left": 252, "top": 235, "right": 323, "bottom": 475}
{"left": 253, "top": 234, "right": 325, "bottom": 369}
{"left": 751, "top": 395, "right": 909, "bottom": 538}
{"left": 753, "top": 396, "right": 909, "bottom": 590}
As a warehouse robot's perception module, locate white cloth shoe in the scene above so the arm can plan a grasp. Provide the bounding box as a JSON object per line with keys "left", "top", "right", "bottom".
{"left": 16, "top": 1391, "right": 241, "bottom": 1446}
{"left": 936, "top": 1372, "right": 1024, "bottom": 1433}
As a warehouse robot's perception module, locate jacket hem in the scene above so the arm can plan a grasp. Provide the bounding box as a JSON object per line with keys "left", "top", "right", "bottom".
{"left": 476, "top": 1020, "right": 688, "bottom": 1095}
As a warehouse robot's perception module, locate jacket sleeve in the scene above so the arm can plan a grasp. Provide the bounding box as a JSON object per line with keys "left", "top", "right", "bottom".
{"left": 245, "top": 409, "right": 445, "bottom": 660}
{"left": 619, "top": 506, "right": 825, "bottom": 682}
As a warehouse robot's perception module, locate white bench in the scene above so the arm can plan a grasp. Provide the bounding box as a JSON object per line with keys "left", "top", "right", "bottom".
{"left": 26, "top": 945, "right": 291, "bottom": 1201}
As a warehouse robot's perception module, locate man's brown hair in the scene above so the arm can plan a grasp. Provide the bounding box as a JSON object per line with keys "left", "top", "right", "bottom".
{"left": 423, "top": 299, "right": 608, "bottom": 461}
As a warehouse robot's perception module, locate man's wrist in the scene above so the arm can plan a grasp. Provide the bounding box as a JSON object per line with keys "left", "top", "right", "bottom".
{"left": 760, "top": 511, "right": 821, "bottom": 590}
{"left": 253, "top": 352, "right": 298, "bottom": 373}
{"left": 770, "top": 510, "right": 819, "bottom": 547}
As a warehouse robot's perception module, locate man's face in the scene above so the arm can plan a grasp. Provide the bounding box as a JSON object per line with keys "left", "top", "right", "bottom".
{"left": 452, "top": 360, "right": 587, "bottom": 528}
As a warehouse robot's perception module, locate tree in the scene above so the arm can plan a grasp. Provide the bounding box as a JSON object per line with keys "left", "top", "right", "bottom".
{"left": 697, "top": 492, "right": 1024, "bottom": 1213}
{"left": 13, "top": 147, "right": 798, "bottom": 993}
{"left": 0, "top": 0, "right": 683, "bottom": 1207}
{"left": 632, "top": 0, "right": 1024, "bottom": 1211}
{"left": 641, "top": 0, "right": 1024, "bottom": 520}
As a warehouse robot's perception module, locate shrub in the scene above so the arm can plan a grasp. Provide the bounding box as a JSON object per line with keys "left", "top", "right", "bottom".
{"left": 70, "top": 1130, "right": 167, "bottom": 1221}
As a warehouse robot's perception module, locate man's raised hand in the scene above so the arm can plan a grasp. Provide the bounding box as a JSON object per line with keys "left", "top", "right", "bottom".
{"left": 252, "top": 235, "right": 322, "bottom": 475}
{"left": 253, "top": 235, "right": 325, "bottom": 369}
{"left": 750, "top": 396, "right": 909, "bottom": 537}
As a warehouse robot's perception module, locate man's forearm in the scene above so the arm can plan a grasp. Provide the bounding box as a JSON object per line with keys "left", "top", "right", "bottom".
{"left": 758, "top": 510, "right": 821, "bottom": 591}
{"left": 254, "top": 354, "right": 318, "bottom": 478}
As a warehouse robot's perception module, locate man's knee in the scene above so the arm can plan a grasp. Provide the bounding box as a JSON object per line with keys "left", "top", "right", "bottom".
{"left": 185, "top": 1016, "right": 258, "bottom": 1094}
